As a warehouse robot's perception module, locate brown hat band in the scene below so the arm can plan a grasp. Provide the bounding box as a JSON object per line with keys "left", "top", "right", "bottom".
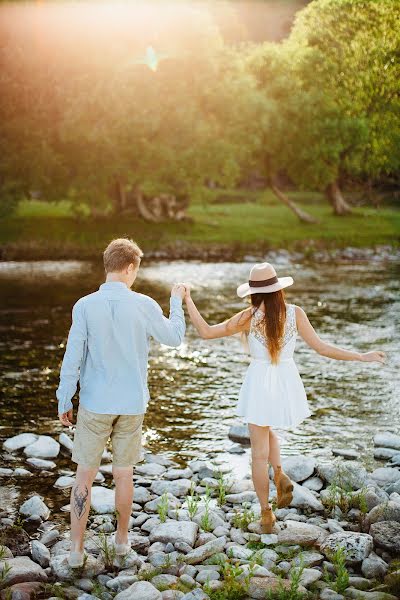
{"left": 249, "top": 275, "right": 278, "bottom": 287}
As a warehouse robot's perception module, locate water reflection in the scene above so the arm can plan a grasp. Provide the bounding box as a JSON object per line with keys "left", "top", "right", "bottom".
{"left": 0, "top": 258, "right": 399, "bottom": 511}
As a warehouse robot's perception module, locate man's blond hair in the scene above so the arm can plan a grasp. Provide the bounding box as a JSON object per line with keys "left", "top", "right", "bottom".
{"left": 103, "top": 238, "right": 143, "bottom": 273}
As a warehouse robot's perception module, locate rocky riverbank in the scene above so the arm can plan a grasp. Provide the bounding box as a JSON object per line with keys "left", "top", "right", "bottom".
{"left": 1, "top": 428, "right": 400, "bottom": 600}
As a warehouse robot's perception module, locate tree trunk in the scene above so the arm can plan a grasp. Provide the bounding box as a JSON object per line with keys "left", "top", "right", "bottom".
{"left": 325, "top": 181, "right": 352, "bottom": 215}
{"left": 270, "top": 182, "right": 318, "bottom": 224}
{"left": 135, "top": 190, "right": 161, "bottom": 222}
{"left": 109, "top": 177, "right": 128, "bottom": 214}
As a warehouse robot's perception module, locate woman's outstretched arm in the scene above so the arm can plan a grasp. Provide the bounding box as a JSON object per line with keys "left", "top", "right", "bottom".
{"left": 295, "top": 306, "right": 385, "bottom": 363}
{"left": 184, "top": 288, "right": 251, "bottom": 339}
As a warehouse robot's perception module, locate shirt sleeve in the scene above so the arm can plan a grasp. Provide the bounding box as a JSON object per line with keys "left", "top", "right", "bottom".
{"left": 146, "top": 295, "right": 186, "bottom": 347}
{"left": 56, "top": 300, "right": 87, "bottom": 415}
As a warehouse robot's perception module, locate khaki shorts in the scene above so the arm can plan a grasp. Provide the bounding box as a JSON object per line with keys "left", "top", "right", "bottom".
{"left": 72, "top": 405, "right": 144, "bottom": 468}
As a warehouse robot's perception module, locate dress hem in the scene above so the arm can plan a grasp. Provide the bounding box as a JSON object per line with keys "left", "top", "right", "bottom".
{"left": 237, "top": 412, "right": 311, "bottom": 429}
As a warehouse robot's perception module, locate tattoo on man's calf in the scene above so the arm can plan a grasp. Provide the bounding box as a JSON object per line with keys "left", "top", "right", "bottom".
{"left": 73, "top": 485, "right": 89, "bottom": 519}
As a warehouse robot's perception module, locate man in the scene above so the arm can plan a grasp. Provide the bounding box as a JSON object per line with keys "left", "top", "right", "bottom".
{"left": 57, "top": 238, "right": 185, "bottom": 567}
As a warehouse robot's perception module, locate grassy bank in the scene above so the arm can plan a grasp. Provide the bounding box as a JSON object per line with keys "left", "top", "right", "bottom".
{"left": 1, "top": 191, "right": 399, "bottom": 260}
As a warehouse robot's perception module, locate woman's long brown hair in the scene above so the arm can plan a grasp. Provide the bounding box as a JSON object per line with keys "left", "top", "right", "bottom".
{"left": 251, "top": 290, "right": 286, "bottom": 364}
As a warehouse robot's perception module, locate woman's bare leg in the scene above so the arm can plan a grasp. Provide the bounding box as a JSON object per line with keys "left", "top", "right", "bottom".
{"left": 248, "top": 424, "right": 270, "bottom": 509}
{"left": 268, "top": 429, "right": 282, "bottom": 476}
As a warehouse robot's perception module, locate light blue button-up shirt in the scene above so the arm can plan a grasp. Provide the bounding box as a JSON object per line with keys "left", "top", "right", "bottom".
{"left": 56, "top": 282, "right": 185, "bottom": 415}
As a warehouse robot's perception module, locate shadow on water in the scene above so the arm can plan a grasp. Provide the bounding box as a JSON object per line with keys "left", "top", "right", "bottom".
{"left": 0, "top": 257, "right": 399, "bottom": 517}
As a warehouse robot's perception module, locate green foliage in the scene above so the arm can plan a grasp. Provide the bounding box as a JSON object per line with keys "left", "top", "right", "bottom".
{"left": 231, "top": 503, "right": 256, "bottom": 531}
{"left": 323, "top": 546, "right": 350, "bottom": 594}
{"left": 266, "top": 558, "right": 306, "bottom": 600}
{"left": 204, "top": 558, "right": 250, "bottom": 600}
{"left": 93, "top": 532, "right": 117, "bottom": 570}
{"left": 157, "top": 492, "right": 170, "bottom": 523}
{"left": 200, "top": 484, "right": 214, "bottom": 532}
{"left": 186, "top": 483, "right": 201, "bottom": 520}
{"left": 0, "top": 562, "right": 11, "bottom": 584}
{"left": 216, "top": 470, "right": 233, "bottom": 507}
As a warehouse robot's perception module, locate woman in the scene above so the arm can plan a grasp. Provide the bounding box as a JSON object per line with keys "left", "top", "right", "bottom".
{"left": 183, "top": 262, "right": 385, "bottom": 533}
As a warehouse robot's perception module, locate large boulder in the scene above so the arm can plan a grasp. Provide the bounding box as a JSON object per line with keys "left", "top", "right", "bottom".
{"left": 114, "top": 581, "right": 162, "bottom": 600}
{"left": 370, "top": 468, "right": 400, "bottom": 487}
{"left": 19, "top": 496, "right": 50, "bottom": 520}
{"left": 150, "top": 479, "right": 192, "bottom": 497}
{"left": 185, "top": 537, "right": 226, "bottom": 565}
{"left": 366, "top": 501, "right": 400, "bottom": 527}
{"left": 0, "top": 557, "right": 47, "bottom": 590}
{"left": 149, "top": 521, "right": 198, "bottom": 547}
{"left": 91, "top": 487, "right": 115, "bottom": 514}
{"left": 320, "top": 532, "right": 373, "bottom": 564}
{"left": 374, "top": 432, "right": 400, "bottom": 450}
{"left": 317, "top": 461, "right": 369, "bottom": 490}
{"left": 3, "top": 433, "right": 38, "bottom": 452}
{"left": 361, "top": 552, "right": 388, "bottom": 579}
{"left": 281, "top": 455, "right": 316, "bottom": 482}
{"left": 290, "top": 482, "right": 324, "bottom": 511}
{"left": 369, "top": 521, "right": 400, "bottom": 555}
{"left": 23, "top": 436, "right": 60, "bottom": 459}
{"left": 277, "top": 520, "right": 328, "bottom": 547}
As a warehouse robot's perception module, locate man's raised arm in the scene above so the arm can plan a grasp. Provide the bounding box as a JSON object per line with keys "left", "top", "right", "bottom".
{"left": 145, "top": 285, "right": 186, "bottom": 347}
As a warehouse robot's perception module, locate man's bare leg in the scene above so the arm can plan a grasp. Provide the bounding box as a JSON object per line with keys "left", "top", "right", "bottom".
{"left": 70, "top": 465, "right": 97, "bottom": 554}
{"left": 113, "top": 466, "right": 134, "bottom": 545}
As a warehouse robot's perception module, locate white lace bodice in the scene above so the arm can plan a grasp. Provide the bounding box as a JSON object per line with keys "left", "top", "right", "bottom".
{"left": 248, "top": 303, "right": 297, "bottom": 362}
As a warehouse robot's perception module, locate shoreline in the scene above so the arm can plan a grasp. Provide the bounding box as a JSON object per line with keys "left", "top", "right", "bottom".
{"left": 1, "top": 428, "right": 400, "bottom": 599}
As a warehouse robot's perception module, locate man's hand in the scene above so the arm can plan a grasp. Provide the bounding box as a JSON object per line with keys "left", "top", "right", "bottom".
{"left": 171, "top": 283, "right": 186, "bottom": 300}
{"left": 59, "top": 409, "right": 73, "bottom": 427}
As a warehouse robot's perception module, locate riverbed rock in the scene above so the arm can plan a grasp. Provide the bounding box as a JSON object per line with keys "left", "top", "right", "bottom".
{"left": 299, "top": 568, "right": 323, "bottom": 587}
{"left": 136, "top": 463, "right": 166, "bottom": 477}
{"left": 369, "top": 520, "right": 400, "bottom": 554}
{"left": 185, "top": 536, "right": 226, "bottom": 564}
{"left": 228, "top": 423, "right": 250, "bottom": 444}
{"left": 149, "top": 521, "right": 198, "bottom": 547}
{"left": 91, "top": 486, "right": 115, "bottom": 513}
{"left": 59, "top": 432, "right": 74, "bottom": 452}
{"left": 3, "top": 433, "right": 38, "bottom": 452}
{"left": 374, "top": 432, "right": 400, "bottom": 451}
{"left": 282, "top": 455, "right": 316, "bottom": 482}
{"left": 31, "top": 540, "right": 50, "bottom": 568}
{"left": 277, "top": 520, "right": 328, "bottom": 546}
{"left": 114, "top": 580, "right": 162, "bottom": 600}
{"left": 26, "top": 458, "right": 56, "bottom": 470}
{"left": 366, "top": 501, "right": 400, "bottom": 527}
{"left": 248, "top": 576, "right": 300, "bottom": 598}
{"left": 151, "top": 479, "right": 192, "bottom": 497}
{"left": 54, "top": 476, "right": 75, "bottom": 489}
{"left": 317, "top": 461, "right": 369, "bottom": 490}
{"left": 0, "top": 468, "right": 13, "bottom": 476}
{"left": 225, "top": 491, "right": 257, "bottom": 504}
{"left": 164, "top": 467, "right": 193, "bottom": 480}
{"left": 13, "top": 468, "right": 33, "bottom": 477}
{"left": 0, "top": 556, "right": 48, "bottom": 589}
{"left": 0, "top": 581, "right": 45, "bottom": 599}
{"left": 361, "top": 552, "right": 388, "bottom": 578}
{"left": 23, "top": 436, "right": 60, "bottom": 459}
{"left": 345, "top": 590, "right": 398, "bottom": 600}
{"left": 332, "top": 448, "right": 359, "bottom": 460}
{"left": 50, "top": 554, "right": 105, "bottom": 581}
{"left": 374, "top": 447, "right": 399, "bottom": 460}
{"left": 370, "top": 467, "right": 400, "bottom": 486}
{"left": 19, "top": 496, "right": 50, "bottom": 520}
{"left": 290, "top": 481, "right": 324, "bottom": 511}
{"left": 303, "top": 476, "right": 324, "bottom": 491}
{"left": 320, "top": 532, "right": 373, "bottom": 564}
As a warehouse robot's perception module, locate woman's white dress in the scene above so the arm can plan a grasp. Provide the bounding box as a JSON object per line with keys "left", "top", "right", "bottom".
{"left": 236, "top": 304, "right": 311, "bottom": 428}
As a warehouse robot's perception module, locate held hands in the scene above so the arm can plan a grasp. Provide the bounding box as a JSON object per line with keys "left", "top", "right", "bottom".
{"left": 360, "top": 351, "right": 386, "bottom": 364}
{"left": 59, "top": 408, "right": 73, "bottom": 427}
{"left": 171, "top": 283, "right": 192, "bottom": 301}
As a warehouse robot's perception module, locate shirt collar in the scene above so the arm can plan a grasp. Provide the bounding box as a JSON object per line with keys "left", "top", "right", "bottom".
{"left": 99, "top": 282, "right": 131, "bottom": 293}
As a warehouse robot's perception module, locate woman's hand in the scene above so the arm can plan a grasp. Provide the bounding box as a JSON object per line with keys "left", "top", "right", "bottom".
{"left": 360, "top": 351, "right": 386, "bottom": 364}
{"left": 171, "top": 284, "right": 186, "bottom": 299}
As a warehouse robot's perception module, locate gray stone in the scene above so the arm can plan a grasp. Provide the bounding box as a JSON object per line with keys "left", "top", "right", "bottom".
{"left": 0, "top": 468, "right": 13, "bottom": 476}
{"left": 225, "top": 491, "right": 257, "bottom": 504}
{"left": 136, "top": 463, "right": 166, "bottom": 477}
{"left": 290, "top": 482, "right": 324, "bottom": 511}
{"left": 196, "top": 570, "right": 220, "bottom": 583}
{"left": 134, "top": 486, "right": 152, "bottom": 504}
{"left": 369, "top": 520, "right": 400, "bottom": 554}
{"left": 317, "top": 461, "right": 369, "bottom": 490}
{"left": 151, "top": 480, "right": 192, "bottom": 497}
{"left": 164, "top": 468, "right": 193, "bottom": 480}
{"left": 303, "top": 476, "right": 324, "bottom": 491}
{"left": 248, "top": 577, "right": 302, "bottom": 598}
{"left": 228, "top": 423, "right": 250, "bottom": 444}
{"left": 345, "top": 589, "right": 398, "bottom": 600}
{"left": 282, "top": 455, "right": 316, "bottom": 482}
{"left": 114, "top": 581, "right": 162, "bottom": 600}
{"left": 293, "top": 551, "right": 324, "bottom": 567}
{"left": 162, "top": 592, "right": 185, "bottom": 600}
{"left": 23, "top": 436, "right": 60, "bottom": 458}
{"left": 19, "top": 496, "right": 50, "bottom": 520}
{"left": 39, "top": 529, "right": 60, "bottom": 547}
{"left": 260, "top": 533, "right": 278, "bottom": 545}
{"left": 50, "top": 554, "right": 105, "bottom": 581}
{"left": 59, "top": 432, "right": 74, "bottom": 452}
{"left": 374, "top": 431, "right": 400, "bottom": 450}
{"left": 361, "top": 552, "right": 388, "bottom": 578}
{"left": 31, "top": 540, "right": 50, "bottom": 568}
{"left": 366, "top": 501, "right": 400, "bottom": 526}
{"left": 149, "top": 521, "right": 198, "bottom": 547}
{"left": 106, "top": 576, "right": 139, "bottom": 591}
{"left": 332, "top": 448, "right": 359, "bottom": 460}
{"left": 144, "top": 493, "right": 181, "bottom": 513}
{"left": 91, "top": 487, "right": 115, "bottom": 513}
{"left": 3, "top": 433, "right": 38, "bottom": 452}
{"left": 13, "top": 468, "right": 33, "bottom": 477}
{"left": 180, "top": 590, "right": 209, "bottom": 600}
{"left": 185, "top": 536, "right": 226, "bottom": 564}
{"left": 54, "top": 476, "right": 75, "bottom": 489}
{"left": 320, "top": 532, "right": 373, "bottom": 564}
{"left": 277, "top": 520, "right": 328, "bottom": 546}
{"left": 319, "top": 590, "right": 344, "bottom": 600}
{"left": 75, "top": 578, "right": 94, "bottom": 592}
{"left": 26, "top": 457, "right": 56, "bottom": 470}
{"left": 193, "top": 509, "right": 225, "bottom": 530}
{"left": 151, "top": 574, "right": 178, "bottom": 588}
{"left": 370, "top": 467, "right": 400, "bottom": 486}
{"left": 0, "top": 556, "right": 48, "bottom": 589}
{"left": 299, "top": 568, "right": 322, "bottom": 587}
{"left": 374, "top": 447, "right": 399, "bottom": 460}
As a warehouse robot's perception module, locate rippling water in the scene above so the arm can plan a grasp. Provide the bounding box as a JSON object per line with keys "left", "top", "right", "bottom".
{"left": 0, "top": 257, "right": 399, "bottom": 513}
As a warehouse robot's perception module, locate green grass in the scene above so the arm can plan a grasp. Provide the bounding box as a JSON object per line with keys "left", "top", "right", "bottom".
{"left": 1, "top": 191, "right": 399, "bottom": 260}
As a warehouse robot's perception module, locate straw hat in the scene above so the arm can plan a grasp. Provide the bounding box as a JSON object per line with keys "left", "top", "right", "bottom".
{"left": 237, "top": 262, "right": 294, "bottom": 298}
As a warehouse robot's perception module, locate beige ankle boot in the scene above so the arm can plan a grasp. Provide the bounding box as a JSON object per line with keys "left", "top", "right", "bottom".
{"left": 274, "top": 466, "right": 294, "bottom": 508}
